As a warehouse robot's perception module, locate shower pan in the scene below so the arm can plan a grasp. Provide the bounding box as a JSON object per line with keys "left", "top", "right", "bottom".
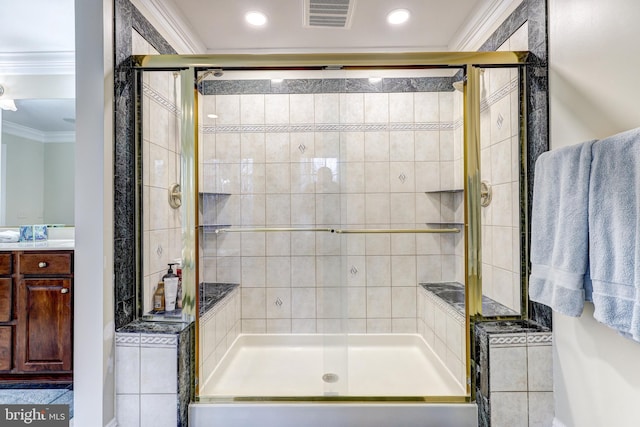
{"left": 134, "top": 51, "right": 529, "bottom": 427}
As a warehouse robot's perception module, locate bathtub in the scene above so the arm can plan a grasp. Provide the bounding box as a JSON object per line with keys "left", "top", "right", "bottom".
{"left": 191, "top": 333, "right": 477, "bottom": 427}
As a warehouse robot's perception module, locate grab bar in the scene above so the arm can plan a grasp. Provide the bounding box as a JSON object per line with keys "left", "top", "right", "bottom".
{"left": 214, "top": 227, "right": 334, "bottom": 234}
{"left": 214, "top": 227, "right": 459, "bottom": 234}
{"left": 333, "top": 228, "right": 460, "bottom": 234}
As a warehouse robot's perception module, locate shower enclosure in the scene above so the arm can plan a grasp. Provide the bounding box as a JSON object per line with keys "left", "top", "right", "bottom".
{"left": 134, "top": 51, "right": 528, "bottom": 418}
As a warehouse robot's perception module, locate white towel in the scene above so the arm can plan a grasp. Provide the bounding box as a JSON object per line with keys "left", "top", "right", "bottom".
{"left": 589, "top": 127, "right": 640, "bottom": 340}
{"left": 529, "top": 140, "right": 596, "bottom": 316}
{"left": 0, "top": 230, "right": 19, "bottom": 243}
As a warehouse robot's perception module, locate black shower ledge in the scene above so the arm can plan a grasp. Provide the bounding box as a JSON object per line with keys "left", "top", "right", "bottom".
{"left": 116, "top": 283, "right": 239, "bottom": 334}
{"left": 420, "top": 281, "right": 519, "bottom": 317}
{"left": 199, "top": 282, "right": 239, "bottom": 316}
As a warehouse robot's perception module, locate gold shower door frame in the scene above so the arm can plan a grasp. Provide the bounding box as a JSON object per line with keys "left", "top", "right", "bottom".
{"left": 134, "top": 51, "right": 529, "bottom": 403}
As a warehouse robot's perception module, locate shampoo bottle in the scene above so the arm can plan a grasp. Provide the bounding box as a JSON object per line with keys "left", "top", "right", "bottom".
{"left": 163, "top": 263, "right": 179, "bottom": 312}
{"left": 153, "top": 281, "right": 165, "bottom": 312}
{"left": 175, "top": 259, "right": 183, "bottom": 310}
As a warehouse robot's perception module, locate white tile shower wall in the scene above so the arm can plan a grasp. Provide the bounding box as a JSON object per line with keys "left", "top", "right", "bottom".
{"left": 115, "top": 332, "right": 178, "bottom": 427}
{"left": 488, "top": 330, "right": 553, "bottom": 427}
{"left": 134, "top": 31, "right": 183, "bottom": 314}
{"left": 417, "top": 286, "right": 466, "bottom": 388}
{"left": 479, "top": 24, "right": 528, "bottom": 312}
{"left": 198, "top": 74, "right": 464, "bottom": 335}
{"left": 198, "top": 288, "right": 241, "bottom": 388}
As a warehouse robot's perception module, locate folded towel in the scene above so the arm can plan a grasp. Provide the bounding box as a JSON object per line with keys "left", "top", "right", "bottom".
{"left": 529, "top": 140, "right": 596, "bottom": 316}
{"left": 0, "top": 230, "right": 19, "bottom": 243}
{"left": 589, "top": 127, "right": 640, "bottom": 340}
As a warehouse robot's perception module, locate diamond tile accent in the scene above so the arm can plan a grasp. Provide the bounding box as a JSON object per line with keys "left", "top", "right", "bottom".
{"left": 496, "top": 113, "right": 504, "bottom": 129}
{"left": 156, "top": 245, "right": 163, "bottom": 256}
{"left": 350, "top": 266, "right": 359, "bottom": 276}
{"left": 274, "top": 297, "right": 283, "bottom": 307}
{"left": 298, "top": 144, "right": 306, "bottom": 154}
{"left": 398, "top": 173, "right": 407, "bottom": 184}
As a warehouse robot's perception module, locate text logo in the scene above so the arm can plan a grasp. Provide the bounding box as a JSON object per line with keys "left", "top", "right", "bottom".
{"left": 0, "top": 405, "right": 68, "bottom": 426}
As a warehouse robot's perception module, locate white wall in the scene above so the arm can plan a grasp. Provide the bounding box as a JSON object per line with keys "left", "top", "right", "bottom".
{"left": 1, "top": 133, "right": 44, "bottom": 224}
{"left": 44, "top": 142, "right": 75, "bottom": 224}
{"left": 549, "top": 0, "right": 640, "bottom": 425}
{"left": 74, "top": 0, "right": 115, "bottom": 425}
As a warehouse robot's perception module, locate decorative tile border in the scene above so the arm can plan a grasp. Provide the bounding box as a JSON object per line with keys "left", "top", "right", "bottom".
{"left": 480, "top": 77, "right": 519, "bottom": 112}
{"left": 143, "top": 82, "right": 180, "bottom": 116}
{"left": 527, "top": 332, "right": 553, "bottom": 346}
{"left": 202, "top": 121, "right": 455, "bottom": 135}
{"left": 489, "top": 333, "right": 528, "bottom": 348}
{"left": 140, "top": 334, "right": 178, "bottom": 348}
{"left": 115, "top": 332, "right": 140, "bottom": 347}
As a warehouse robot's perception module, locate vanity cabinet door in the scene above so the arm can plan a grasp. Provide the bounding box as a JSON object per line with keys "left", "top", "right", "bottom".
{"left": 0, "top": 278, "right": 11, "bottom": 322}
{"left": 15, "top": 278, "right": 72, "bottom": 372}
{"left": 0, "top": 326, "right": 12, "bottom": 371}
{"left": 0, "top": 253, "right": 11, "bottom": 275}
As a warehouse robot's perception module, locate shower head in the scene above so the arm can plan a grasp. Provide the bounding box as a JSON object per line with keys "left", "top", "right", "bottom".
{"left": 196, "top": 69, "right": 224, "bottom": 84}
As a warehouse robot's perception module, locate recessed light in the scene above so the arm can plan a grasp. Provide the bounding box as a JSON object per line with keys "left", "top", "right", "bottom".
{"left": 387, "top": 9, "right": 410, "bottom": 25}
{"left": 245, "top": 11, "right": 267, "bottom": 26}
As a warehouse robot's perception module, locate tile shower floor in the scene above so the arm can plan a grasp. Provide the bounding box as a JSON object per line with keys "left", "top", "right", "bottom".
{"left": 0, "top": 387, "right": 73, "bottom": 424}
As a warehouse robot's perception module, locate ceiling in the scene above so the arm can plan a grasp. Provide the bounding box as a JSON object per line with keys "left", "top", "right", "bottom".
{"left": 164, "top": 0, "right": 488, "bottom": 53}
{"left": 142, "top": 0, "right": 521, "bottom": 53}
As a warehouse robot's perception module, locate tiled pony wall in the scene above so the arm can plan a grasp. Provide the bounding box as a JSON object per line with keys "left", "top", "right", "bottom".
{"left": 197, "top": 72, "right": 465, "bottom": 340}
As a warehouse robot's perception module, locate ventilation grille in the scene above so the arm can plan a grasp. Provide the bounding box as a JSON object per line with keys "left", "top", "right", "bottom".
{"left": 304, "top": 0, "right": 356, "bottom": 28}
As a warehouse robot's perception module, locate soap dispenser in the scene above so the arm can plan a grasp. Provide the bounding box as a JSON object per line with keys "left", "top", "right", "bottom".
{"left": 163, "top": 263, "right": 179, "bottom": 312}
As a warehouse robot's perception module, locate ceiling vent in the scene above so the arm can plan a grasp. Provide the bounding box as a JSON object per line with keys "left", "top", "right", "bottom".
{"left": 304, "top": 0, "right": 356, "bottom": 29}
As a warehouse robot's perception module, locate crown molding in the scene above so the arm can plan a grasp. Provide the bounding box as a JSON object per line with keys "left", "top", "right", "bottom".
{"left": 0, "top": 52, "right": 75, "bottom": 75}
{"left": 449, "top": 0, "right": 524, "bottom": 51}
{"left": 131, "top": 0, "right": 206, "bottom": 54}
{"left": 2, "top": 121, "right": 74, "bottom": 144}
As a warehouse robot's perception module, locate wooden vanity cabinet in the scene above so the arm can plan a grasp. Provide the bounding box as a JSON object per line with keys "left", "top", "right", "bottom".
{"left": 0, "top": 250, "right": 73, "bottom": 382}
{"left": 0, "top": 253, "right": 13, "bottom": 372}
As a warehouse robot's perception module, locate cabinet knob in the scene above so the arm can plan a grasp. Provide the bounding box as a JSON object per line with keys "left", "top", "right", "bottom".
{"left": 38, "top": 261, "right": 48, "bottom": 268}
{"left": 61, "top": 288, "right": 69, "bottom": 294}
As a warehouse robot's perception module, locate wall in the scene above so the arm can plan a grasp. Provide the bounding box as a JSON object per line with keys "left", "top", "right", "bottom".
{"left": 74, "top": 0, "right": 115, "bottom": 425}
{"left": 113, "top": 0, "right": 178, "bottom": 329}
{"left": 480, "top": 23, "right": 528, "bottom": 313}
{"left": 132, "top": 30, "right": 183, "bottom": 314}
{"left": 1, "top": 133, "right": 74, "bottom": 225}
{"left": 1, "top": 133, "right": 44, "bottom": 224}
{"left": 549, "top": 0, "right": 640, "bottom": 425}
{"left": 44, "top": 142, "right": 74, "bottom": 224}
{"left": 198, "top": 73, "right": 464, "bottom": 336}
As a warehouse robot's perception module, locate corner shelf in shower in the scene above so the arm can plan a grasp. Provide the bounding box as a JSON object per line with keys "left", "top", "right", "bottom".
{"left": 424, "top": 189, "right": 463, "bottom": 194}
{"left": 426, "top": 222, "right": 463, "bottom": 230}
{"left": 199, "top": 192, "right": 231, "bottom": 197}
{"left": 199, "top": 225, "right": 232, "bottom": 234}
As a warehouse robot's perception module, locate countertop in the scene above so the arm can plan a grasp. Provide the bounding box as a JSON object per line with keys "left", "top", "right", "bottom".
{"left": 0, "top": 239, "right": 75, "bottom": 251}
